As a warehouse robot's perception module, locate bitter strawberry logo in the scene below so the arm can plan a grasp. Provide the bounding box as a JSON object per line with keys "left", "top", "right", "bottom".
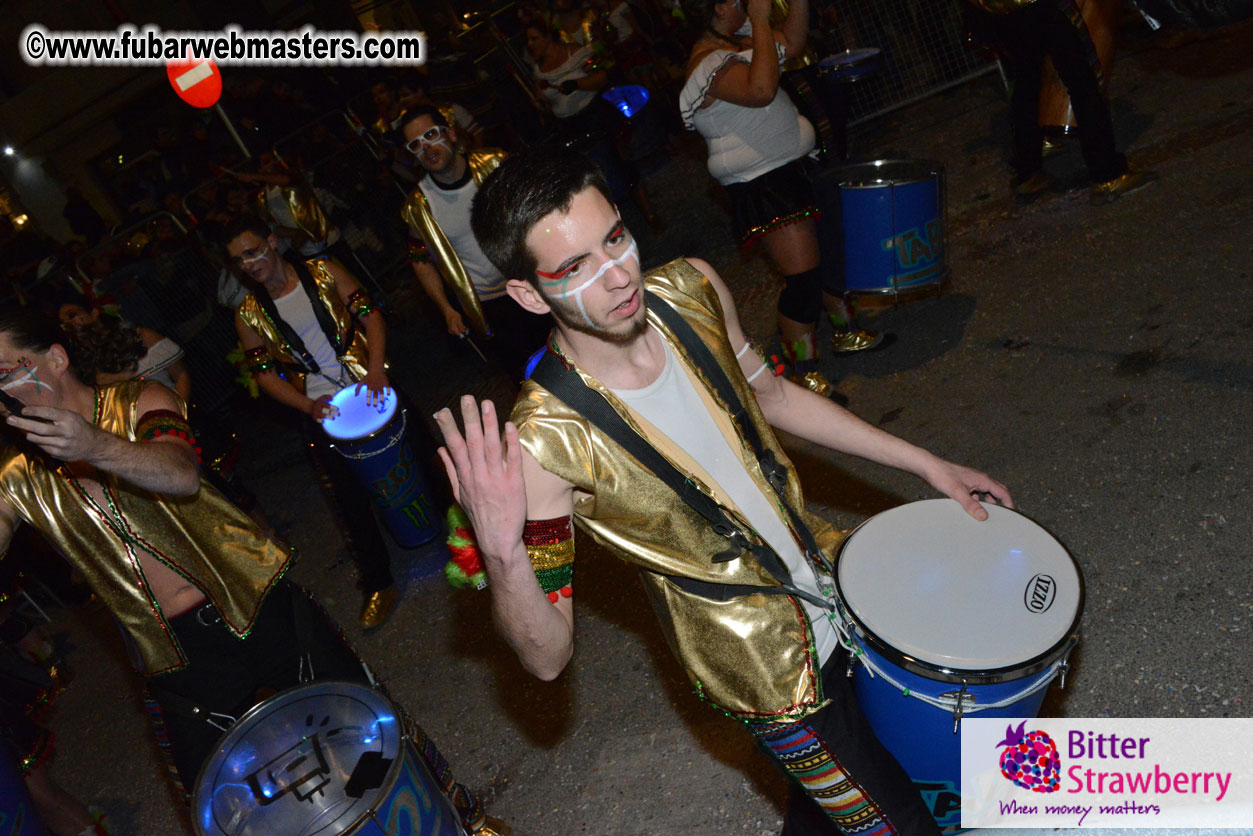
{"left": 996, "top": 721, "right": 1061, "bottom": 793}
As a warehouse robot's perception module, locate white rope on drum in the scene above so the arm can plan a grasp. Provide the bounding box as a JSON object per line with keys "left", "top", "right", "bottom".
{"left": 825, "top": 609, "right": 1067, "bottom": 718}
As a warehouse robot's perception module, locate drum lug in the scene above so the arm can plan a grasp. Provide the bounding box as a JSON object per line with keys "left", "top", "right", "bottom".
{"left": 940, "top": 683, "right": 976, "bottom": 733}
{"left": 1058, "top": 659, "right": 1070, "bottom": 690}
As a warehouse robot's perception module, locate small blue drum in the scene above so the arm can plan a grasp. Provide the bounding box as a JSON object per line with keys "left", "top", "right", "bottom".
{"left": 0, "top": 754, "right": 50, "bottom": 836}
{"left": 825, "top": 159, "right": 948, "bottom": 295}
{"left": 835, "top": 500, "right": 1082, "bottom": 830}
{"left": 193, "top": 681, "right": 466, "bottom": 836}
{"left": 323, "top": 386, "right": 440, "bottom": 549}
{"left": 817, "top": 48, "right": 882, "bottom": 83}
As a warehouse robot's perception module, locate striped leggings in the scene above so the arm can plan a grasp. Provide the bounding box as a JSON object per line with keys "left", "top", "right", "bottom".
{"left": 747, "top": 649, "right": 941, "bottom": 835}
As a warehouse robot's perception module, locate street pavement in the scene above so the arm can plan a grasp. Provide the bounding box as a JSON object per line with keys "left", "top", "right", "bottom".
{"left": 23, "top": 17, "right": 1253, "bottom": 836}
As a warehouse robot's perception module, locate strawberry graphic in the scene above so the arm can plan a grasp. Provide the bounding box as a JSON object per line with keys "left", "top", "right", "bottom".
{"left": 995, "top": 721, "right": 1061, "bottom": 793}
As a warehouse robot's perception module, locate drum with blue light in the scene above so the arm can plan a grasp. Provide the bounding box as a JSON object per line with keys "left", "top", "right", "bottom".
{"left": 193, "top": 681, "right": 465, "bottom": 836}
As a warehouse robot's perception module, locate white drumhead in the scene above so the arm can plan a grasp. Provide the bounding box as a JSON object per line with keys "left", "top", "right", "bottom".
{"left": 322, "top": 385, "right": 397, "bottom": 440}
{"left": 836, "top": 500, "right": 1081, "bottom": 673}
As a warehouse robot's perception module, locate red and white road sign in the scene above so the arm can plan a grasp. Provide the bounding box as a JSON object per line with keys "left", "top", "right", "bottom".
{"left": 166, "top": 56, "right": 222, "bottom": 109}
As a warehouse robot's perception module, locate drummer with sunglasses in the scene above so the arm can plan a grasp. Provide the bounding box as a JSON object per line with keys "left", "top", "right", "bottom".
{"left": 400, "top": 107, "right": 551, "bottom": 380}
{"left": 226, "top": 215, "right": 407, "bottom": 630}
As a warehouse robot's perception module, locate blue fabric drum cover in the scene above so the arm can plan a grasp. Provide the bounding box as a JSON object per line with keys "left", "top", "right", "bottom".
{"left": 322, "top": 386, "right": 440, "bottom": 548}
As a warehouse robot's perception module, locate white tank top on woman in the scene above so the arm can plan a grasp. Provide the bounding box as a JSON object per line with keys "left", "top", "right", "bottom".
{"left": 679, "top": 43, "right": 816, "bottom": 185}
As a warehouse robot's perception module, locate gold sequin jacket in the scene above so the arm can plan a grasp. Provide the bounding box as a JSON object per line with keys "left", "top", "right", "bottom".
{"left": 237, "top": 257, "right": 375, "bottom": 392}
{"left": 512, "top": 258, "right": 844, "bottom": 721}
{"left": 0, "top": 382, "right": 290, "bottom": 674}
{"left": 400, "top": 149, "right": 507, "bottom": 338}
{"left": 255, "top": 182, "right": 333, "bottom": 245}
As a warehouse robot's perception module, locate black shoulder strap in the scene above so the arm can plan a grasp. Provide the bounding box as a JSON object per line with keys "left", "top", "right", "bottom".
{"left": 254, "top": 259, "right": 349, "bottom": 374}
{"left": 643, "top": 290, "right": 833, "bottom": 576}
{"left": 528, "top": 292, "right": 831, "bottom": 601}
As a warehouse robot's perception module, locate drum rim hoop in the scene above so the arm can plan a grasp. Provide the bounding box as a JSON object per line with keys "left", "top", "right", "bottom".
{"left": 823, "top": 158, "right": 943, "bottom": 188}
{"left": 191, "top": 680, "right": 407, "bottom": 835}
{"left": 834, "top": 502, "right": 1086, "bottom": 685}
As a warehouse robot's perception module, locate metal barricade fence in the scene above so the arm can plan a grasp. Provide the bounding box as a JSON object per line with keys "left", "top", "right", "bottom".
{"left": 271, "top": 110, "right": 412, "bottom": 305}
{"left": 821, "top": 0, "right": 998, "bottom": 126}
{"left": 74, "top": 212, "right": 240, "bottom": 417}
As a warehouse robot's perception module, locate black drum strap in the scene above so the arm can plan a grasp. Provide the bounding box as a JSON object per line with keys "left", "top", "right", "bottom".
{"left": 254, "top": 258, "right": 351, "bottom": 375}
{"left": 529, "top": 292, "right": 834, "bottom": 606}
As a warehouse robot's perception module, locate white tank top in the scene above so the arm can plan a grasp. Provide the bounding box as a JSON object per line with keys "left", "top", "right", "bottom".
{"left": 611, "top": 338, "right": 838, "bottom": 663}
{"left": 272, "top": 283, "right": 352, "bottom": 400}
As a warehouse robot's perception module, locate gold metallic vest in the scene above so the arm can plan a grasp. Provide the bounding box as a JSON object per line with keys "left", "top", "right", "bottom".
{"left": 0, "top": 382, "right": 290, "bottom": 674}
{"left": 256, "top": 183, "right": 332, "bottom": 244}
{"left": 400, "top": 149, "right": 507, "bottom": 338}
{"left": 512, "top": 259, "right": 844, "bottom": 721}
{"left": 237, "top": 258, "right": 374, "bottom": 393}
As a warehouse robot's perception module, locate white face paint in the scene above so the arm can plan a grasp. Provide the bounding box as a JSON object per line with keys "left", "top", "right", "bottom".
{"left": 240, "top": 246, "right": 271, "bottom": 266}
{"left": 0, "top": 359, "right": 50, "bottom": 396}
{"left": 540, "top": 239, "right": 639, "bottom": 328}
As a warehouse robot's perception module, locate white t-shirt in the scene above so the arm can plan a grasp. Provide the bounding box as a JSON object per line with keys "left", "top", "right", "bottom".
{"left": 415, "top": 175, "right": 507, "bottom": 301}
{"left": 532, "top": 47, "right": 598, "bottom": 119}
{"left": 679, "top": 44, "right": 815, "bottom": 185}
{"left": 611, "top": 336, "right": 839, "bottom": 664}
{"left": 271, "top": 283, "right": 352, "bottom": 400}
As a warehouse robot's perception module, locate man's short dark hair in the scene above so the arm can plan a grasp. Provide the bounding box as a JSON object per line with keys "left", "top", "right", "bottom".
{"left": 0, "top": 307, "right": 65, "bottom": 354}
{"left": 470, "top": 145, "right": 613, "bottom": 285}
{"left": 220, "top": 215, "right": 272, "bottom": 249}
{"left": 398, "top": 105, "right": 449, "bottom": 137}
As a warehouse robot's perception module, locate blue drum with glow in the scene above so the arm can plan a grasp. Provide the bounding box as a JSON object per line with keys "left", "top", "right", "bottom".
{"left": 323, "top": 386, "right": 439, "bottom": 548}
{"left": 834, "top": 500, "right": 1082, "bottom": 830}
{"left": 0, "top": 753, "right": 50, "bottom": 836}
{"left": 193, "top": 681, "right": 466, "bottom": 836}
{"left": 601, "top": 85, "right": 666, "bottom": 161}
{"left": 824, "top": 159, "right": 948, "bottom": 295}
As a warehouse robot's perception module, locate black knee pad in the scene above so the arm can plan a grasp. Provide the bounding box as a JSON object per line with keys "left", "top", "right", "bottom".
{"left": 777, "top": 268, "right": 822, "bottom": 323}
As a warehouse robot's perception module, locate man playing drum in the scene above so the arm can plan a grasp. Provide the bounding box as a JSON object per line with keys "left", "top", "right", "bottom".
{"left": 400, "top": 106, "right": 551, "bottom": 379}
{"left": 0, "top": 309, "right": 492, "bottom": 833}
{"left": 435, "top": 147, "right": 1013, "bottom": 835}
{"left": 226, "top": 216, "right": 402, "bottom": 630}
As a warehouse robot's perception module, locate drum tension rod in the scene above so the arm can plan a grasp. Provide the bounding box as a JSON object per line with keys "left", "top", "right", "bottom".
{"left": 952, "top": 682, "right": 970, "bottom": 734}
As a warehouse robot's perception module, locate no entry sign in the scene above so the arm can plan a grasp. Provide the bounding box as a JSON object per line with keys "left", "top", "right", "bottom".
{"left": 166, "top": 56, "right": 222, "bottom": 108}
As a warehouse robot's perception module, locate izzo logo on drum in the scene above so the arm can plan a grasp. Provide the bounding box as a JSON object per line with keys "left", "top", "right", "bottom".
{"left": 371, "top": 440, "right": 436, "bottom": 528}
{"left": 882, "top": 218, "right": 942, "bottom": 274}
{"left": 1024, "top": 574, "right": 1057, "bottom": 613}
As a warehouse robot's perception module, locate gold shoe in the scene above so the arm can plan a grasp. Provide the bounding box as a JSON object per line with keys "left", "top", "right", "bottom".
{"left": 1090, "top": 170, "right": 1159, "bottom": 205}
{"left": 789, "top": 370, "right": 834, "bottom": 398}
{"left": 360, "top": 585, "right": 398, "bottom": 630}
{"left": 478, "top": 817, "right": 514, "bottom": 836}
{"left": 831, "top": 328, "right": 884, "bottom": 353}
{"left": 1012, "top": 171, "right": 1051, "bottom": 203}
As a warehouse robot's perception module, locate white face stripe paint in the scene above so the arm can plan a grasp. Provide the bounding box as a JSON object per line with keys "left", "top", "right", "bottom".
{"left": 541, "top": 239, "right": 639, "bottom": 327}
{"left": 0, "top": 364, "right": 49, "bottom": 395}
{"left": 240, "top": 245, "right": 271, "bottom": 266}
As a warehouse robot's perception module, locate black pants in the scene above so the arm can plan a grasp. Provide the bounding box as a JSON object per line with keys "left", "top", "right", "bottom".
{"left": 992, "top": 0, "right": 1126, "bottom": 183}
{"left": 753, "top": 649, "right": 941, "bottom": 836}
{"left": 144, "top": 581, "right": 368, "bottom": 790}
{"left": 300, "top": 415, "right": 395, "bottom": 593}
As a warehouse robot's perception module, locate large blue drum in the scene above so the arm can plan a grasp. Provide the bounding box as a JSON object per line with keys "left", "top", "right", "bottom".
{"left": 193, "top": 681, "right": 466, "bottom": 836}
{"left": 835, "top": 500, "right": 1083, "bottom": 831}
{"left": 322, "top": 386, "right": 440, "bottom": 549}
{"left": 825, "top": 159, "right": 948, "bottom": 295}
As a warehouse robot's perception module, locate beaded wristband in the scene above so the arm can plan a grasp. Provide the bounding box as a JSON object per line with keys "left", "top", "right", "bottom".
{"left": 524, "top": 516, "right": 573, "bottom": 602}
{"left": 136, "top": 409, "right": 203, "bottom": 463}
